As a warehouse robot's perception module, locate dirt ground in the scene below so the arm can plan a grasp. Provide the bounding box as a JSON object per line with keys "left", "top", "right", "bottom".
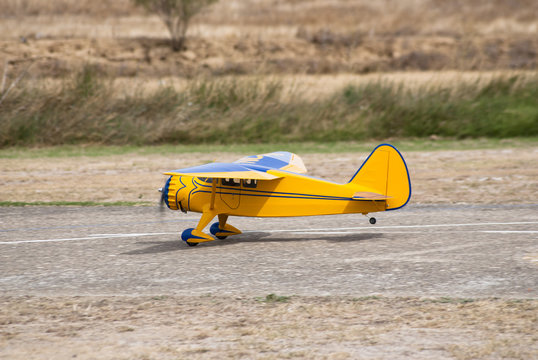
{"left": 1, "top": 0, "right": 537, "bottom": 78}
{"left": 1, "top": 147, "right": 537, "bottom": 205}
{"left": 1, "top": 296, "right": 536, "bottom": 360}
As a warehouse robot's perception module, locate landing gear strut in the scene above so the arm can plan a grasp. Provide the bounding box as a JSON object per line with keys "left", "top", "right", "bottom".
{"left": 363, "top": 213, "right": 376, "bottom": 225}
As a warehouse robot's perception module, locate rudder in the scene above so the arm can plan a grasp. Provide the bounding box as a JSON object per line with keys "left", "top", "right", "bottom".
{"left": 349, "top": 144, "right": 411, "bottom": 210}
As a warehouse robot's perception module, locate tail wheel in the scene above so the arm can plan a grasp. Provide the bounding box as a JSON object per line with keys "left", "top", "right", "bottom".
{"left": 369, "top": 217, "right": 377, "bottom": 225}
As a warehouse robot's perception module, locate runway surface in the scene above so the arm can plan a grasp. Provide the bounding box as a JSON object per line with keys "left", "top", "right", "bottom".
{"left": 1, "top": 204, "right": 536, "bottom": 298}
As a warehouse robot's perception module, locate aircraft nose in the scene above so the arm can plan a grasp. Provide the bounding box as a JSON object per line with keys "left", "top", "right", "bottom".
{"left": 161, "top": 176, "right": 187, "bottom": 212}
{"left": 160, "top": 176, "right": 172, "bottom": 209}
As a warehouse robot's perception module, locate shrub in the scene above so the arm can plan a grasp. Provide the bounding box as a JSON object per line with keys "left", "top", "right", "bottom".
{"left": 132, "top": 0, "right": 218, "bottom": 51}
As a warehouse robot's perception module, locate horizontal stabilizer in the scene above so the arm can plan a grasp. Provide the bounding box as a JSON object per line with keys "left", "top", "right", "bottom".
{"left": 352, "top": 191, "right": 392, "bottom": 200}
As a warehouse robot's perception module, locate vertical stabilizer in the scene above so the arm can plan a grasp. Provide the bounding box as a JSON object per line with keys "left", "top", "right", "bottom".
{"left": 349, "top": 144, "right": 411, "bottom": 210}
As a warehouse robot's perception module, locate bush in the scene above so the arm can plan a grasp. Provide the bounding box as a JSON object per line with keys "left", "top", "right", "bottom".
{"left": 132, "top": 0, "right": 218, "bottom": 51}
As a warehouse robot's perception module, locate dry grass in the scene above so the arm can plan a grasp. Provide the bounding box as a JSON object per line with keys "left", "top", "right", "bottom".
{"left": 1, "top": 70, "right": 536, "bottom": 147}
{"left": 1, "top": 295, "right": 536, "bottom": 359}
{"left": 110, "top": 71, "right": 536, "bottom": 100}
{"left": 3, "top": 0, "right": 536, "bottom": 34}
{"left": 0, "top": 0, "right": 536, "bottom": 78}
{"left": 0, "top": 0, "right": 137, "bottom": 17}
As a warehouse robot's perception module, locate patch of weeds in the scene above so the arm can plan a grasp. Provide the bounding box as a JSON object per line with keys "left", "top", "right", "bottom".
{"left": 117, "top": 326, "right": 135, "bottom": 333}
{"left": 351, "top": 295, "right": 382, "bottom": 302}
{"left": 426, "top": 297, "right": 476, "bottom": 304}
{"left": 0, "top": 331, "right": 18, "bottom": 340}
{"left": 256, "top": 293, "right": 291, "bottom": 303}
{"left": 458, "top": 298, "right": 476, "bottom": 304}
{"left": 185, "top": 348, "right": 211, "bottom": 355}
{"left": 151, "top": 295, "right": 167, "bottom": 301}
{"left": 506, "top": 299, "right": 535, "bottom": 306}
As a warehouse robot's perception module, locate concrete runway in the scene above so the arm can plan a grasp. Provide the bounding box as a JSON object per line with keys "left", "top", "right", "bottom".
{"left": 0, "top": 204, "right": 536, "bottom": 298}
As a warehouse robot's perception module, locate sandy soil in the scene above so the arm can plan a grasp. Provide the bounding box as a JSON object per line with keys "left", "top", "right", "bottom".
{"left": 1, "top": 296, "right": 536, "bottom": 360}
{"left": 1, "top": 147, "right": 537, "bottom": 205}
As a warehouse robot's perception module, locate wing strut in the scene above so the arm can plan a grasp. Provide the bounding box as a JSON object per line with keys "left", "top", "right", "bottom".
{"left": 210, "top": 178, "right": 217, "bottom": 210}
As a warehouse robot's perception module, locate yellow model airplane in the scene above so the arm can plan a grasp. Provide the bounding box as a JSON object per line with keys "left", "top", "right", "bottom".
{"left": 159, "top": 144, "right": 411, "bottom": 246}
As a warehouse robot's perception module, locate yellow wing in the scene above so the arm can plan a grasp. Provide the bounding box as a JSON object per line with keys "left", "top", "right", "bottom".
{"left": 164, "top": 162, "right": 282, "bottom": 180}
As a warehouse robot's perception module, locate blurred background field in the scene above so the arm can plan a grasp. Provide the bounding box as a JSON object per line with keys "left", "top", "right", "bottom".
{"left": 0, "top": 0, "right": 537, "bottom": 147}
{"left": 1, "top": 0, "right": 537, "bottom": 76}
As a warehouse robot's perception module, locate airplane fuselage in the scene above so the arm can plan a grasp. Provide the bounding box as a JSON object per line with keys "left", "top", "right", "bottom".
{"left": 165, "top": 170, "right": 386, "bottom": 218}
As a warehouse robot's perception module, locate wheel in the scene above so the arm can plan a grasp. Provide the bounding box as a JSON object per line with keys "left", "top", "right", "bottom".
{"left": 210, "top": 222, "right": 228, "bottom": 240}
{"left": 181, "top": 228, "right": 200, "bottom": 247}
{"left": 369, "top": 217, "right": 376, "bottom": 225}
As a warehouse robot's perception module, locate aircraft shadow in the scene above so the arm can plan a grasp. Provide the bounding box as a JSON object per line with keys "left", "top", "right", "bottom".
{"left": 122, "top": 232, "right": 383, "bottom": 255}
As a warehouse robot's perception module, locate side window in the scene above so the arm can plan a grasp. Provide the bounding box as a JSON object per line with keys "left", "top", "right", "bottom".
{"left": 222, "top": 178, "right": 240, "bottom": 187}
{"left": 243, "top": 179, "right": 257, "bottom": 188}
{"left": 197, "top": 177, "right": 214, "bottom": 184}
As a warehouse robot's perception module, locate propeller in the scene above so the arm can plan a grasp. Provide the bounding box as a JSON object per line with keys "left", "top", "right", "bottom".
{"left": 158, "top": 187, "right": 166, "bottom": 212}
{"left": 158, "top": 177, "right": 187, "bottom": 213}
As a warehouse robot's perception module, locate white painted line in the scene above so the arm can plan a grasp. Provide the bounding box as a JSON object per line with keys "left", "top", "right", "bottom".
{"left": 253, "top": 221, "right": 538, "bottom": 233}
{"left": 0, "top": 232, "right": 176, "bottom": 245}
{"left": 295, "top": 230, "right": 538, "bottom": 236}
{"left": 295, "top": 231, "right": 429, "bottom": 235}
{"left": 295, "top": 231, "right": 363, "bottom": 235}
{"left": 481, "top": 230, "right": 538, "bottom": 234}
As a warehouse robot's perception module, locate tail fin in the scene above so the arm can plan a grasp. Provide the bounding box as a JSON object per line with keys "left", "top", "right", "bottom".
{"left": 349, "top": 144, "right": 411, "bottom": 210}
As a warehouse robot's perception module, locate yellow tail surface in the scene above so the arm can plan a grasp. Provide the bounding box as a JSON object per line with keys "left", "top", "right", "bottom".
{"left": 349, "top": 144, "right": 411, "bottom": 210}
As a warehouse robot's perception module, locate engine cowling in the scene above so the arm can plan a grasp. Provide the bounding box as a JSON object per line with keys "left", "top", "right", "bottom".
{"left": 162, "top": 176, "right": 183, "bottom": 211}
